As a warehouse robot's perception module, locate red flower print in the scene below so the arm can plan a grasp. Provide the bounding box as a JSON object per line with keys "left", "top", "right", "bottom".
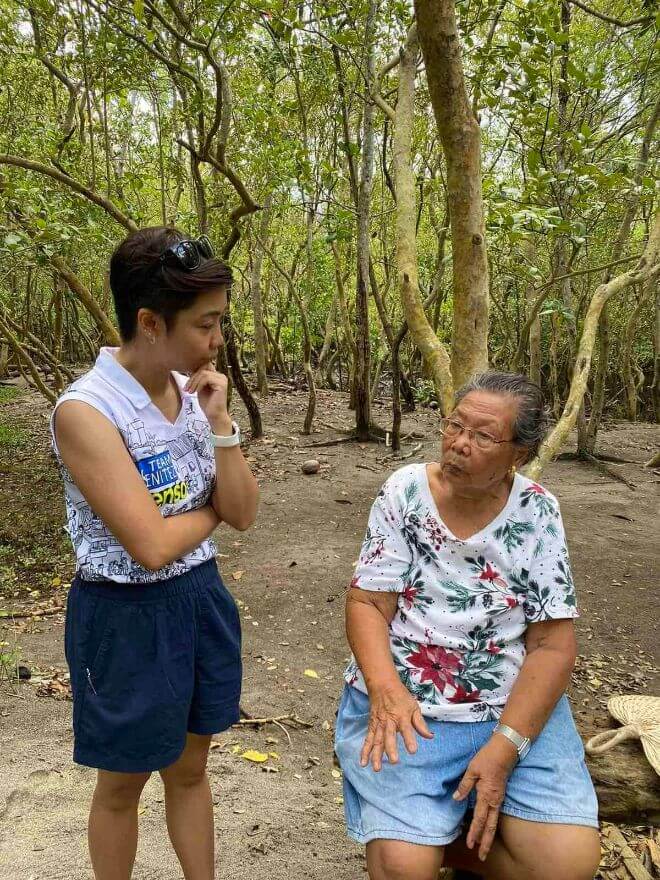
{"left": 402, "top": 583, "right": 419, "bottom": 609}
{"left": 478, "top": 563, "right": 509, "bottom": 590}
{"left": 505, "top": 595, "right": 517, "bottom": 608}
{"left": 407, "top": 644, "right": 463, "bottom": 692}
{"left": 486, "top": 641, "right": 501, "bottom": 655}
{"left": 479, "top": 563, "right": 500, "bottom": 583}
{"left": 350, "top": 575, "right": 360, "bottom": 590}
{"left": 529, "top": 483, "right": 546, "bottom": 495}
{"left": 447, "top": 684, "right": 482, "bottom": 704}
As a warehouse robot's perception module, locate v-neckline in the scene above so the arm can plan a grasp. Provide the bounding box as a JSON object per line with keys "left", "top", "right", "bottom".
{"left": 150, "top": 374, "right": 186, "bottom": 427}
{"left": 420, "top": 462, "right": 520, "bottom": 544}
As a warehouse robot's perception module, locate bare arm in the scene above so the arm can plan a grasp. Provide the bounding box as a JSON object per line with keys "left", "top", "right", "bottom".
{"left": 207, "top": 413, "right": 259, "bottom": 532}
{"left": 346, "top": 587, "right": 400, "bottom": 691}
{"left": 499, "top": 618, "right": 577, "bottom": 739}
{"left": 54, "top": 400, "right": 220, "bottom": 571}
{"left": 345, "top": 587, "right": 433, "bottom": 769}
{"left": 454, "top": 619, "right": 577, "bottom": 861}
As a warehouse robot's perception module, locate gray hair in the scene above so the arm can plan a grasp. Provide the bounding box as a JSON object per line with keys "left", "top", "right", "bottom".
{"left": 454, "top": 371, "right": 549, "bottom": 458}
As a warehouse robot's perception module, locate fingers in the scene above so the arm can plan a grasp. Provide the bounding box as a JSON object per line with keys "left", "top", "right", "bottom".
{"left": 412, "top": 709, "right": 434, "bottom": 740}
{"left": 477, "top": 808, "right": 500, "bottom": 862}
{"left": 452, "top": 767, "right": 477, "bottom": 802}
{"left": 383, "top": 718, "right": 399, "bottom": 766}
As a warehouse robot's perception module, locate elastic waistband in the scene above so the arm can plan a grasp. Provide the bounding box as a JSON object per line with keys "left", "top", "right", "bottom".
{"left": 72, "top": 558, "right": 220, "bottom": 602}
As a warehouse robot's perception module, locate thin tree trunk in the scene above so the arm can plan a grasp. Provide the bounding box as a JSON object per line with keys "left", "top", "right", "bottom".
{"left": 622, "top": 284, "right": 653, "bottom": 421}
{"left": 250, "top": 194, "right": 272, "bottom": 395}
{"left": 354, "top": 0, "right": 377, "bottom": 440}
{"left": 652, "top": 284, "right": 660, "bottom": 422}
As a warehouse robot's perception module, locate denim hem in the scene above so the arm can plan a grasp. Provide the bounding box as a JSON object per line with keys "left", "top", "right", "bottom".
{"left": 346, "top": 825, "right": 463, "bottom": 847}
{"left": 500, "top": 805, "right": 599, "bottom": 828}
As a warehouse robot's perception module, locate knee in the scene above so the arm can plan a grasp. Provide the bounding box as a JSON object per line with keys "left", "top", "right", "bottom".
{"left": 93, "top": 772, "right": 151, "bottom": 811}
{"left": 160, "top": 765, "right": 207, "bottom": 791}
{"left": 532, "top": 832, "right": 600, "bottom": 880}
{"left": 367, "top": 840, "right": 444, "bottom": 880}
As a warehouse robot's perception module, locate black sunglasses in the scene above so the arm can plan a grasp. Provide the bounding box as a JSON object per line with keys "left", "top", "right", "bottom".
{"left": 160, "top": 235, "right": 214, "bottom": 271}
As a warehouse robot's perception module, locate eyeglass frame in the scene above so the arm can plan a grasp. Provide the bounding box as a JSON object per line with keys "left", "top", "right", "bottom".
{"left": 439, "top": 417, "right": 517, "bottom": 451}
{"left": 160, "top": 234, "right": 214, "bottom": 271}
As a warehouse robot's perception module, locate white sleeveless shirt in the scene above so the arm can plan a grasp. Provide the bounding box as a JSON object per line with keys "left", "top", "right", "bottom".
{"left": 50, "top": 347, "right": 217, "bottom": 583}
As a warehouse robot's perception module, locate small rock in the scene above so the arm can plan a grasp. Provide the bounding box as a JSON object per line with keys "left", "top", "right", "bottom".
{"left": 17, "top": 665, "right": 31, "bottom": 681}
{"left": 301, "top": 459, "right": 320, "bottom": 475}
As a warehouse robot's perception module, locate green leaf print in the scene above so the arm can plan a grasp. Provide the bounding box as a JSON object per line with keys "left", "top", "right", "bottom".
{"left": 493, "top": 518, "right": 535, "bottom": 552}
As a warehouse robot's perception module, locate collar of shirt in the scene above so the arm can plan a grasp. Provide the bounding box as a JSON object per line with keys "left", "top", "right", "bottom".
{"left": 95, "top": 347, "right": 192, "bottom": 411}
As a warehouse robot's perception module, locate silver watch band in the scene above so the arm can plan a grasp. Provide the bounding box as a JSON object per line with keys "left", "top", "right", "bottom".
{"left": 493, "top": 722, "right": 531, "bottom": 760}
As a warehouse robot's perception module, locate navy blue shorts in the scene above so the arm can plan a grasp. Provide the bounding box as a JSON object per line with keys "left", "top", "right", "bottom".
{"left": 64, "top": 559, "right": 242, "bottom": 773}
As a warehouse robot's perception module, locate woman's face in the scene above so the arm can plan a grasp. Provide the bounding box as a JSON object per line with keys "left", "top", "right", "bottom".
{"left": 440, "top": 391, "right": 528, "bottom": 492}
{"left": 162, "top": 286, "right": 229, "bottom": 374}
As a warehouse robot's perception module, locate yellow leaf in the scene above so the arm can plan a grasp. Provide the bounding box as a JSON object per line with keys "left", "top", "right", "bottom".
{"left": 331, "top": 769, "right": 342, "bottom": 779}
{"left": 269, "top": 752, "right": 279, "bottom": 759}
{"left": 304, "top": 669, "right": 319, "bottom": 679}
{"left": 230, "top": 744, "right": 242, "bottom": 754}
{"left": 51, "top": 577, "right": 62, "bottom": 587}
{"left": 240, "top": 749, "right": 269, "bottom": 763}
{"left": 232, "top": 570, "right": 245, "bottom": 581}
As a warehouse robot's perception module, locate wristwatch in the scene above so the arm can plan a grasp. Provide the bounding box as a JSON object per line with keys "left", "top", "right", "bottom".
{"left": 210, "top": 420, "right": 241, "bottom": 448}
{"left": 493, "top": 722, "right": 532, "bottom": 761}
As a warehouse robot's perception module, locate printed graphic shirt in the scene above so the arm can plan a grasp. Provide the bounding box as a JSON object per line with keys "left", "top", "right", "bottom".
{"left": 345, "top": 463, "right": 579, "bottom": 721}
{"left": 50, "top": 347, "right": 217, "bottom": 583}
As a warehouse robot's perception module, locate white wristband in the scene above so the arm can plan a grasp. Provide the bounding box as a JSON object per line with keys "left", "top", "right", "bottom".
{"left": 210, "top": 421, "right": 241, "bottom": 448}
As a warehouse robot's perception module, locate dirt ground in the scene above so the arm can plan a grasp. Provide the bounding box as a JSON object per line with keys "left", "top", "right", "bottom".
{"left": 0, "top": 384, "right": 658, "bottom": 880}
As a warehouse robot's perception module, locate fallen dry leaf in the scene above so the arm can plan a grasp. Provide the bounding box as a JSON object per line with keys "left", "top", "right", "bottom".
{"left": 232, "top": 570, "right": 245, "bottom": 581}
{"left": 304, "top": 669, "right": 319, "bottom": 679}
{"left": 240, "top": 749, "right": 269, "bottom": 763}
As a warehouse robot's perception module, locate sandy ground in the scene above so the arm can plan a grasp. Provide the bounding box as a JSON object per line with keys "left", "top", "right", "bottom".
{"left": 0, "top": 387, "right": 658, "bottom": 879}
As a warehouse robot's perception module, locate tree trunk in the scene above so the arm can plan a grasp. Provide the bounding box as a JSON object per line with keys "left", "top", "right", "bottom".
{"left": 521, "top": 239, "right": 541, "bottom": 385}
{"left": 582, "top": 95, "right": 660, "bottom": 450}
{"left": 250, "top": 194, "right": 272, "bottom": 395}
{"left": 353, "top": 0, "right": 376, "bottom": 440}
{"left": 652, "top": 284, "right": 660, "bottom": 422}
{"left": 526, "top": 211, "right": 660, "bottom": 480}
{"left": 622, "top": 284, "right": 652, "bottom": 421}
{"left": 223, "top": 313, "right": 263, "bottom": 439}
{"left": 392, "top": 25, "right": 454, "bottom": 415}
{"left": 414, "top": 0, "right": 489, "bottom": 388}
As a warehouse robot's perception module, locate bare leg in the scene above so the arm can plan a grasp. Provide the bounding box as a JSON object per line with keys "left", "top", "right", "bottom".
{"left": 366, "top": 839, "right": 445, "bottom": 880}
{"left": 160, "top": 733, "right": 214, "bottom": 880}
{"left": 445, "top": 817, "right": 600, "bottom": 880}
{"left": 88, "top": 770, "right": 151, "bottom": 880}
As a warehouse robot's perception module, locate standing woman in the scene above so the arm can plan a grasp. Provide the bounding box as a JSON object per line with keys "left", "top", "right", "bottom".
{"left": 51, "top": 227, "right": 259, "bottom": 880}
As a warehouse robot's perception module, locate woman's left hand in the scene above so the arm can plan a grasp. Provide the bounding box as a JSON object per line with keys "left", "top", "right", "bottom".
{"left": 453, "top": 735, "right": 519, "bottom": 862}
{"left": 185, "top": 363, "right": 230, "bottom": 429}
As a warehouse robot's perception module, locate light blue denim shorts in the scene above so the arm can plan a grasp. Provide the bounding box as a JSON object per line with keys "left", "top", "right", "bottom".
{"left": 335, "top": 685, "right": 599, "bottom": 847}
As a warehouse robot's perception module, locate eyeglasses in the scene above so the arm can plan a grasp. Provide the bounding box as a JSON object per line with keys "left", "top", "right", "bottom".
{"left": 439, "top": 417, "right": 515, "bottom": 451}
{"left": 160, "top": 235, "right": 214, "bottom": 271}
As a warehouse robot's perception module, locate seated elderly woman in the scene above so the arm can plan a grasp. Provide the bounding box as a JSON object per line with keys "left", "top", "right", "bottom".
{"left": 335, "top": 372, "right": 600, "bottom": 880}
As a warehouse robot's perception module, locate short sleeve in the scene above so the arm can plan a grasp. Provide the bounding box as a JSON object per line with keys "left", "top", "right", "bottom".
{"left": 351, "top": 480, "right": 412, "bottom": 593}
{"left": 518, "top": 507, "right": 579, "bottom": 623}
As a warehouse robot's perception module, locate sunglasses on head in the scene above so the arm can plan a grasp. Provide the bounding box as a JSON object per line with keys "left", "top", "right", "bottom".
{"left": 160, "top": 234, "right": 214, "bottom": 271}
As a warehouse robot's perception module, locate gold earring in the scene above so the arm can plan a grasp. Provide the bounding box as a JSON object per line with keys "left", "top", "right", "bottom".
{"left": 510, "top": 465, "right": 517, "bottom": 476}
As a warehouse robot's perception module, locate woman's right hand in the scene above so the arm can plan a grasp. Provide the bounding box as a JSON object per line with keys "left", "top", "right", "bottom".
{"left": 361, "top": 682, "right": 434, "bottom": 771}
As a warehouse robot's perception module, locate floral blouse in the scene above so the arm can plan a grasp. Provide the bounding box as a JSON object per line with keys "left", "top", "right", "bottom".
{"left": 345, "top": 463, "right": 578, "bottom": 722}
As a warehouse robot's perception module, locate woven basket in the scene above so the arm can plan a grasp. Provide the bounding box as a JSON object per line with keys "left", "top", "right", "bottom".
{"left": 585, "top": 694, "right": 660, "bottom": 776}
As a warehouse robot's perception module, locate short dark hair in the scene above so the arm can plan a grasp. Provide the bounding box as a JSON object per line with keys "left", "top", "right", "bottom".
{"left": 109, "top": 226, "right": 233, "bottom": 341}
{"left": 454, "top": 371, "right": 549, "bottom": 458}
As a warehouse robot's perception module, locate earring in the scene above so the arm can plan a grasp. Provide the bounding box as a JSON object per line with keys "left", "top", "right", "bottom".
{"left": 510, "top": 464, "right": 517, "bottom": 476}
{"left": 149, "top": 334, "right": 156, "bottom": 345}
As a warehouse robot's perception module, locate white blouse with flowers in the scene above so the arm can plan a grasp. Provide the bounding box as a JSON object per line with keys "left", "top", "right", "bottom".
{"left": 345, "top": 463, "right": 579, "bottom": 722}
